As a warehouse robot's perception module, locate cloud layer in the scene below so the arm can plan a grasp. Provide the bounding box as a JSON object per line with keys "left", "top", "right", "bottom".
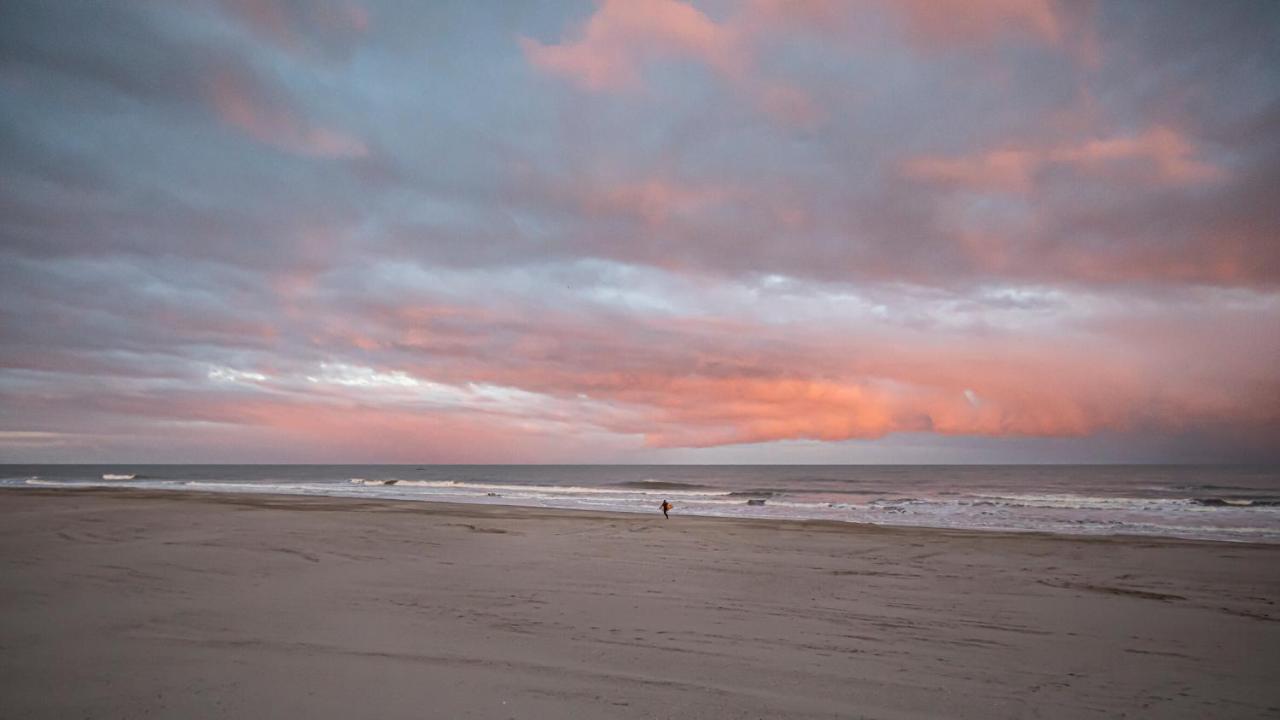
{"left": 1, "top": 0, "right": 1277, "bottom": 462}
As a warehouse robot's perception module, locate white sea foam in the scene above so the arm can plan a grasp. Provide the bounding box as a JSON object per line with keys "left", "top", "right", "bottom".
{"left": 960, "top": 493, "right": 1199, "bottom": 511}
{"left": 3, "top": 469, "right": 1276, "bottom": 544}
{"left": 348, "top": 478, "right": 726, "bottom": 498}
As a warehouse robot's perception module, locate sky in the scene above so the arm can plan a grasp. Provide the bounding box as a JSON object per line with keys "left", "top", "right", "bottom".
{"left": 1, "top": 0, "right": 1278, "bottom": 464}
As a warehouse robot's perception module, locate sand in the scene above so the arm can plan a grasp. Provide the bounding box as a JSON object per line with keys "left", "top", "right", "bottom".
{"left": 1, "top": 489, "right": 1277, "bottom": 719}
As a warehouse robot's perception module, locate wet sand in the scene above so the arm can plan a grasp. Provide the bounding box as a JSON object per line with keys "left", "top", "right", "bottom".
{"left": 1, "top": 488, "right": 1277, "bottom": 718}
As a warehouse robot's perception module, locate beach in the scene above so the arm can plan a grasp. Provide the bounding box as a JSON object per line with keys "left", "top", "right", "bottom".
{"left": 1, "top": 489, "right": 1277, "bottom": 719}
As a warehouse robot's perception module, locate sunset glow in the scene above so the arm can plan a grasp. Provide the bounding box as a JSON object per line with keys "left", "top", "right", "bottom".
{"left": 1, "top": 0, "right": 1277, "bottom": 462}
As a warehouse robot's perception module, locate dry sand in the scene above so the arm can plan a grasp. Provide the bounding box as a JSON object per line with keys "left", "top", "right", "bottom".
{"left": 1, "top": 488, "right": 1277, "bottom": 719}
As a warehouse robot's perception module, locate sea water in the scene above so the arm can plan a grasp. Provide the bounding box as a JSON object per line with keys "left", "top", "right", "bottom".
{"left": 3, "top": 464, "right": 1278, "bottom": 543}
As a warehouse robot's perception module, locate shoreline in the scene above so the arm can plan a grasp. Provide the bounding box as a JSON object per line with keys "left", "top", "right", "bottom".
{"left": 3, "top": 484, "right": 1274, "bottom": 548}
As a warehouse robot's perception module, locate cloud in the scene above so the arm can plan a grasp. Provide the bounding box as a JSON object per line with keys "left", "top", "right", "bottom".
{"left": 3, "top": 252, "right": 1277, "bottom": 460}
{"left": 213, "top": 0, "right": 370, "bottom": 60}
{"left": 582, "top": 177, "right": 732, "bottom": 226}
{"left": 521, "top": 0, "right": 820, "bottom": 126}
{"left": 1, "top": 1, "right": 1277, "bottom": 462}
{"left": 744, "top": 0, "right": 1085, "bottom": 56}
{"left": 0, "top": 431, "right": 85, "bottom": 448}
{"left": 896, "top": 0, "right": 1063, "bottom": 45}
{"left": 903, "top": 126, "right": 1221, "bottom": 193}
{"left": 521, "top": 0, "right": 744, "bottom": 92}
{"left": 206, "top": 64, "right": 368, "bottom": 158}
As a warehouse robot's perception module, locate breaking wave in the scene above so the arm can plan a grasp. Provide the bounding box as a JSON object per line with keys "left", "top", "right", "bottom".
{"left": 1194, "top": 497, "right": 1280, "bottom": 508}
{"left": 611, "top": 480, "right": 713, "bottom": 491}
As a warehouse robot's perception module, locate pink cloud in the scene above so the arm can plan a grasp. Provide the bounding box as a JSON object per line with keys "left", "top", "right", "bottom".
{"left": 744, "top": 0, "right": 1100, "bottom": 70}
{"left": 605, "top": 342, "right": 1269, "bottom": 448}
{"left": 80, "top": 392, "right": 614, "bottom": 463}
{"left": 744, "top": 0, "right": 1067, "bottom": 46}
{"left": 585, "top": 177, "right": 732, "bottom": 225}
{"left": 521, "top": 0, "right": 744, "bottom": 92}
{"left": 207, "top": 68, "right": 367, "bottom": 158}
{"left": 215, "top": 0, "right": 370, "bottom": 57}
{"left": 1054, "top": 127, "right": 1221, "bottom": 184}
{"left": 471, "top": 356, "right": 1206, "bottom": 449}
{"left": 522, "top": 0, "right": 820, "bottom": 127}
{"left": 903, "top": 149, "right": 1039, "bottom": 193}
{"left": 903, "top": 126, "right": 1221, "bottom": 193}
{"left": 8, "top": 278, "right": 1276, "bottom": 459}
{"left": 332, "top": 294, "right": 1275, "bottom": 452}
{"left": 897, "top": 0, "right": 1062, "bottom": 45}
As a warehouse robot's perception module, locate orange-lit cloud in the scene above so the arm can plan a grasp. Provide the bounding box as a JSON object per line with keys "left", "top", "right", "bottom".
{"left": 297, "top": 285, "right": 1273, "bottom": 454}
{"left": 4, "top": 260, "right": 1278, "bottom": 460}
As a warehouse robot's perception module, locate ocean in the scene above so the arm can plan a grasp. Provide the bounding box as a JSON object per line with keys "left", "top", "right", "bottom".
{"left": 4, "top": 464, "right": 1279, "bottom": 543}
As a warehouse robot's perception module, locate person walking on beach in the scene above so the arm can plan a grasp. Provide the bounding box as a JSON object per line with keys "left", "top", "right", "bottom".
{"left": 660, "top": 500, "right": 673, "bottom": 519}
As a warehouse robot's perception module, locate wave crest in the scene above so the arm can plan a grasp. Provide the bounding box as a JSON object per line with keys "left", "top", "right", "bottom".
{"left": 612, "top": 480, "right": 712, "bottom": 491}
